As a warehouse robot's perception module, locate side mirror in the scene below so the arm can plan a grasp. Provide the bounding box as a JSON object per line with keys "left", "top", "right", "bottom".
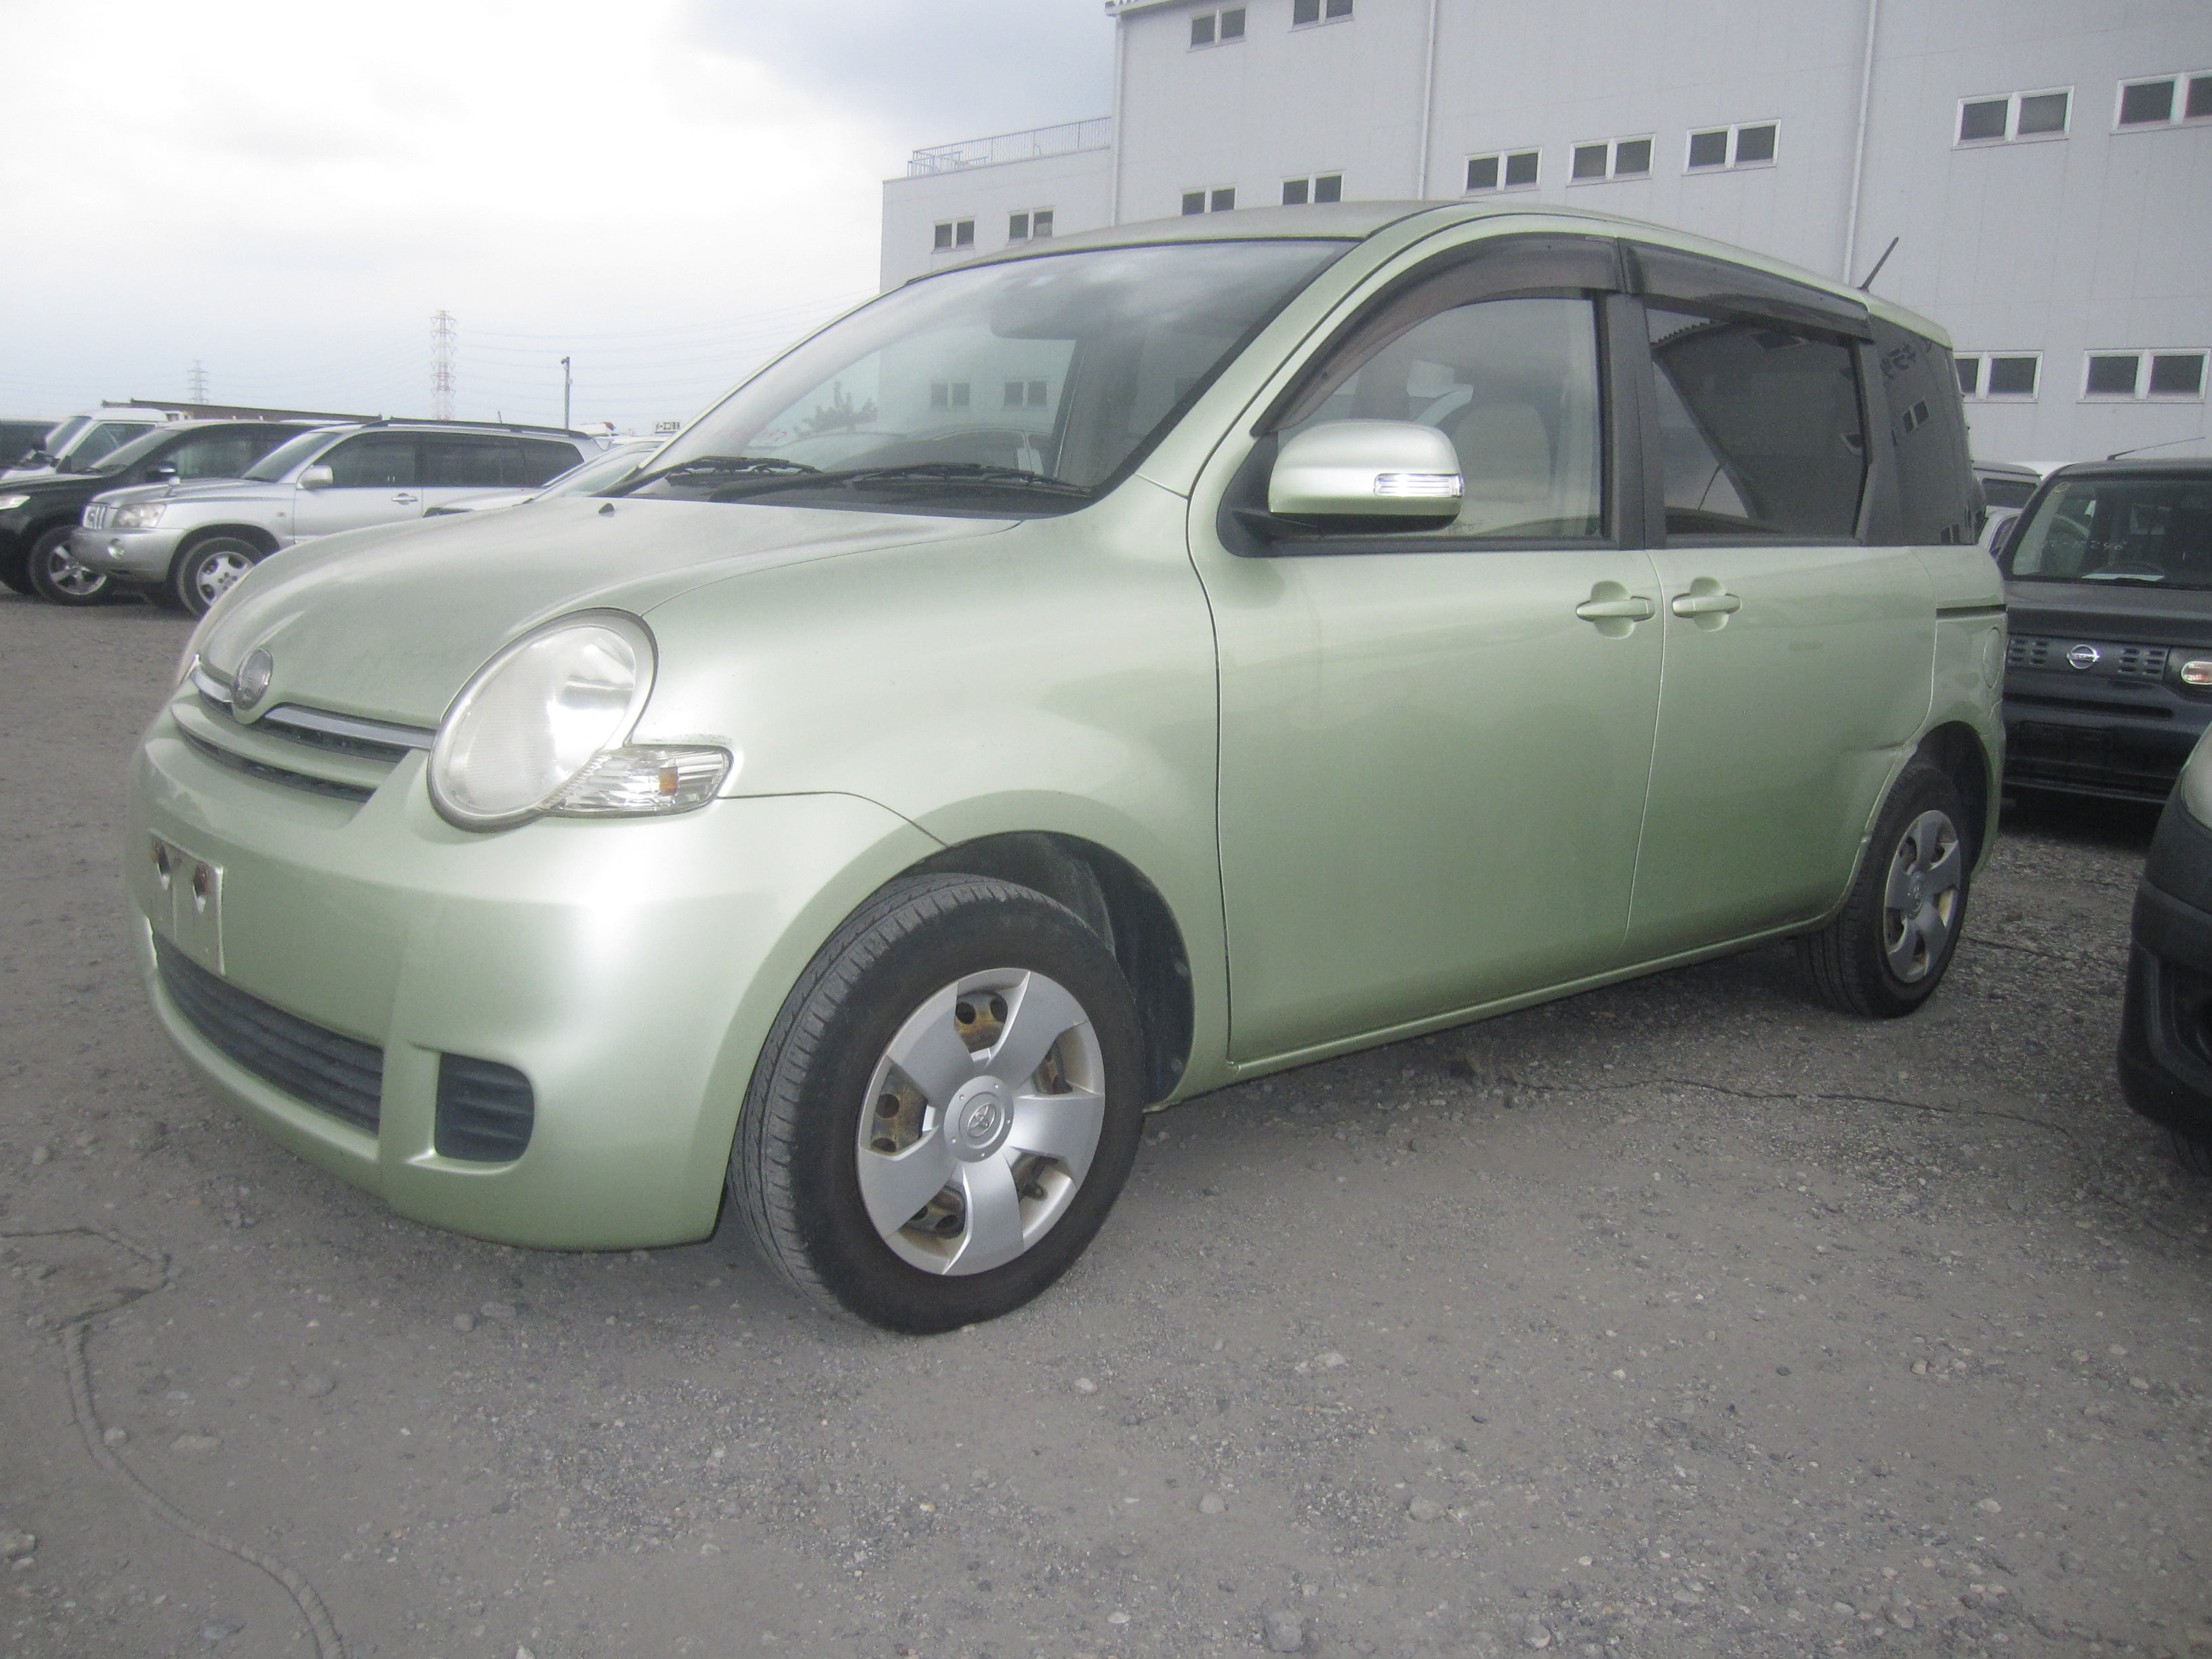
{"left": 144, "top": 463, "right": 178, "bottom": 483}
{"left": 298, "top": 464, "right": 336, "bottom": 490}
{"left": 1268, "top": 419, "right": 1463, "bottom": 521}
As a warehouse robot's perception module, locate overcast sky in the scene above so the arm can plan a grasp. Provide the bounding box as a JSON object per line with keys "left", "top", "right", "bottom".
{"left": 0, "top": 0, "right": 1115, "bottom": 435}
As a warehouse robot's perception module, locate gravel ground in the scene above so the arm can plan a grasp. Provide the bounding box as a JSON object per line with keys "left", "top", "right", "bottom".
{"left": 1, "top": 590, "right": 2208, "bottom": 1659}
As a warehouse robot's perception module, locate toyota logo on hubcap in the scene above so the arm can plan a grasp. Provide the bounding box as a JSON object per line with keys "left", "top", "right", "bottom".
{"left": 2066, "top": 643, "right": 2102, "bottom": 672}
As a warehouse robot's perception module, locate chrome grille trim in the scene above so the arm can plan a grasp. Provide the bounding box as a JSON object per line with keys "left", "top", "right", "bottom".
{"left": 178, "top": 727, "right": 376, "bottom": 803}
{"left": 260, "top": 703, "right": 434, "bottom": 756}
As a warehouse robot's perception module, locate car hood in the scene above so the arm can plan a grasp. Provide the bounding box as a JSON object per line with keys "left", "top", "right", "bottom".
{"left": 2005, "top": 577, "right": 2212, "bottom": 645}
{"left": 96, "top": 476, "right": 282, "bottom": 506}
{"left": 194, "top": 496, "right": 1016, "bottom": 729}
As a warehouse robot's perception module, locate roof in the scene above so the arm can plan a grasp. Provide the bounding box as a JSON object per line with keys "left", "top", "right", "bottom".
{"left": 931, "top": 199, "right": 1949, "bottom": 344}
{"left": 2047, "top": 457, "right": 2212, "bottom": 477}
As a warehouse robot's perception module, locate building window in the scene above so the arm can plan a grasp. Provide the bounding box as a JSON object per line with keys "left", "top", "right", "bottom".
{"left": 1465, "top": 149, "right": 1538, "bottom": 192}
{"left": 928, "top": 382, "right": 972, "bottom": 411}
{"left": 1570, "top": 136, "right": 1652, "bottom": 182}
{"left": 1006, "top": 209, "right": 1054, "bottom": 242}
{"left": 2083, "top": 351, "right": 2208, "bottom": 400}
{"left": 1003, "top": 380, "right": 1050, "bottom": 409}
{"left": 1291, "top": 0, "right": 1352, "bottom": 24}
{"left": 932, "top": 220, "right": 975, "bottom": 252}
{"left": 2116, "top": 71, "right": 2212, "bottom": 128}
{"left": 1190, "top": 7, "right": 1246, "bottom": 45}
{"left": 1957, "top": 88, "right": 2071, "bottom": 144}
{"left": 1956, "top": 354, "right": 2041, "bottom": 398}
{"left": 1281, "top": 173, "right": 1342, "bottom": 205}
{"left": 1183, "top": 186, "right": 1237, "bottom": 215}
{"left": 1685, "top": 122, "right": 1778, "bottom": 170}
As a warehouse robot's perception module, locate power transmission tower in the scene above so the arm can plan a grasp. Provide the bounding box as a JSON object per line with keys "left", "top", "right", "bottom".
{"left": 186, "top": 361, "right": 209, "bottom": 403}
{"left": 430, "top": 310, "right": 457, "bottom": 419}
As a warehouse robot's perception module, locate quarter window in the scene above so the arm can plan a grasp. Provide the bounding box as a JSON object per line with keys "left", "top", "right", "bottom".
{"left": 1955, "top": 353, "right": 2041, "bottom": 399}
{"left": 1957, "top": 88, "right": 2071, "bottom": 144}
{"left": 2083, "top": 351, "right": 2208, "bottom": 401}
{"left": 1685, "top": 123, "right": 1778, "bottom": 170}
{"left": 2116, "top": 72, "right": 2212, "bottom": 128}
{"left": 1280, "top": 174, "right": 1342, "bottom": 205}
{"left": 932, "top": 220, "right": 976, "bottom": 252}
{"left": 1465, "top": 149, "right": 1539, "bottom": 192}
{"left": 1571, "top": 137, "right": 1652, "bottom": 182}
{"left": 1649, "top": 308, "right": 1868, "bottom": 541}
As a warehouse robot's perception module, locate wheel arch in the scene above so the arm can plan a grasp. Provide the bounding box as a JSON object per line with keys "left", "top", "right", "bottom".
{"left": 1917, "top": 720, "right": 1996, "bottom": 869}
{"left": 172, "top": 522, "right": 280, "bottom": 569}
{"left": 905, "top": 831, "right": 1195, "bottom": 1105}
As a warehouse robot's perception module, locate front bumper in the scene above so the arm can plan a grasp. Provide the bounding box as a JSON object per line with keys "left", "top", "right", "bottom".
{"left": 75, "top": 523, "right": 191, "bottom": 580}
{"left": 2118, "top": 799, "right": 2212, "bottom": 1145}
{"left": 129, "top": 705, "right": 940, "bottom": 1247}
{"left": 2001, "top": 676, "right": 2211, "bottom": 802}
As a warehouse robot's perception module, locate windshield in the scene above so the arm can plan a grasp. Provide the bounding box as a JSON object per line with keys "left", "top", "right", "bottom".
{"left": 58, "top": 420, "right": 160, "bottom": 470}
{"left": 244, "top": 428, "right": 346, "bottom": 482}
{"left": 552, "top": 443, "right": 660, "bottom": 497}
{"left": 2006, "top": 474, "right": 2212, "bottom": 588}
{"left": 626, "top": 239, "right": 1345, "bottom": 514}
{"left": 85, "top": 426, "right": 182, "bottom": 475}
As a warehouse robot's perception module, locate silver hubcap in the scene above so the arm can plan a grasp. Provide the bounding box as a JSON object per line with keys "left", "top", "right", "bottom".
{"left": 855, "top": 968, "right": 1104, "bottom": 1276}
{"left": 192, "top": 550, "right": 253, "bottom": 607}
{"left": 42, "top": 544, "right": 104, "bottom": 596}
{"left": 1882, "top": 808, "right": 1962, "bottom": 983}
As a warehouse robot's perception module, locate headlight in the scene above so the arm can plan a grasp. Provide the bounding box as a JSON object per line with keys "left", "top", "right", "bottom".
{"left": 0, "top": 493, "right": 28, "bottom": 511}
{"left": 114, "top": 501, "right": 167, "bottom": 529}
{"left": 428, "top": 611, "right": 731, "bottom": 830}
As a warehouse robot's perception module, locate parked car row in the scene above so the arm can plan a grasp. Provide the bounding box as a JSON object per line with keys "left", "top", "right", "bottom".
{"left": 1, "top": 419, "right": 653, "bottom": 615}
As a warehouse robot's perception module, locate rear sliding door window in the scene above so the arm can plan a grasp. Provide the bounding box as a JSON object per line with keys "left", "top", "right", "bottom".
{"left": 1649, "top": 308, "right": 1866, "bottom": 540}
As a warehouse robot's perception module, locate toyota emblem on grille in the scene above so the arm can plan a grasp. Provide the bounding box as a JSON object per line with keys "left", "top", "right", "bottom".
{"left": 233, "top": 648, "right": 274, "bottom": 710}
{"left": 2066, "top": 643, "right": 2102, "bottom": 672}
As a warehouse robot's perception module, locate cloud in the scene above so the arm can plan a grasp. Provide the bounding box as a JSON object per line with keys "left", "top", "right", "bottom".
{"left": 0, "top": 0, "right": 1113, "bottom": 432}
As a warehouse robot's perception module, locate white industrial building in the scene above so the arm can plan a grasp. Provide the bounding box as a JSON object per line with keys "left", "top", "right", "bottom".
{"left": 880, "top": 0, "right": 2211, "bottom": 466}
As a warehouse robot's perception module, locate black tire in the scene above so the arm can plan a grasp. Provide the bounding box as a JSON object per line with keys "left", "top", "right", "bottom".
{"left": 2173, "top": 1130, "right": 2212, "bottom": 1181}
{"left": 169, "top": 535, "right": 264, "bottom": 617}
{"left": 731, "top": 873, "right": 1145, "bottom": 1333}
{"left": 1798, "top": 758, "right": 1973, "bottom": 1017}
{"left": 26, "top": 524, "right": 114, "bottom": 606}
{"left": 0, "top": 539, "right": 31, "bottom": 595}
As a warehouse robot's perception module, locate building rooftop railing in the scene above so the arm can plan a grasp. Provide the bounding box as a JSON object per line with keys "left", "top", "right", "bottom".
{"left": 907, "top": 117, "right": 1113, "bottom": 176}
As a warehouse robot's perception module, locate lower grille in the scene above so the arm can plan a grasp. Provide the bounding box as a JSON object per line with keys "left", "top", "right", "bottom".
{"left": 2007, "top": 721, "right": 2183, "bottom": 801}
{"left": 436, "top": 1055, "right": 535, "bottom": 1162}
{"left": 155, "top": 939, "right": 383, "bottom": 1132}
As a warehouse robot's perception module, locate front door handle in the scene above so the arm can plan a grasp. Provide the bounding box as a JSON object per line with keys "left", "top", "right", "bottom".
{"left": 1670, "top": 589, "right": 1742, "bottom": 617}
{"left": 1575, "top": 595, "right": 1658, "bottom": 621}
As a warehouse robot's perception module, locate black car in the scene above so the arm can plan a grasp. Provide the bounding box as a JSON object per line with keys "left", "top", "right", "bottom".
{"left": 0, "top": 417, "right": 55, "bottom": 470}
{"left": 2120, "top": 726, "right": 2212, "bottom": 1174}
{"left": 0, "top": 419, "right": 320, "bottom": 606}
{"left": 1999, "top": 459, "right": 2212, "bottom": 802}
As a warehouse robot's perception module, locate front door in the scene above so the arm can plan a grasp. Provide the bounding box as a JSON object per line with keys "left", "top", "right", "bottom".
{"left": 1626, "top": 300, "right": 1933, "bottom": 955}
{"left": 1200, "top": 286, "right": 1664, "bottom": 1061}
{"left": 291, "top": 432, "right": 424, "bottom": 537}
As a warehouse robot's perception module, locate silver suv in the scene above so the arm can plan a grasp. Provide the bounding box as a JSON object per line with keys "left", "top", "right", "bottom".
{"left": 75, "top": 422, "right": 594, "bottom": 613}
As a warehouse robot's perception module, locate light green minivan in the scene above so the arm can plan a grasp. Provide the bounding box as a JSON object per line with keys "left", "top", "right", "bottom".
{"left": 131, "top": 202, "right": 2003, "bottom": 1331}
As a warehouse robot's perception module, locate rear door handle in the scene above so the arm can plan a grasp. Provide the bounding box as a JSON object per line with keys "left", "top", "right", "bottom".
{"left": 392, "top": 492, "right": 421, "bottom": 504}
{"left": 1670, "top": 590, "right": 1741, "bottom": 616}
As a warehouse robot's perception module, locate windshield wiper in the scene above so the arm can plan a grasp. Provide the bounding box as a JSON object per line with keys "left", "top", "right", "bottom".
{"left": 695, "top": 461, "right": 1093, "bottom": 503}
{"left": 609, "top": 455, "right": 819, "bottom": 496}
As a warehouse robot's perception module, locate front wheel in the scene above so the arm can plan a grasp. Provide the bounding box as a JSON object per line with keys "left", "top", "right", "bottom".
{"left": 28, "top": 525, "right": 115, "bottom": 606}
{"left": 1797, "top": 759, "right": 1972, "bottom": 1017}
{"left": 731, "top": 873, "right": 1145, "bottom": 1333}
{"left": 170, "top": 535, "right": 263, "bottom": 617}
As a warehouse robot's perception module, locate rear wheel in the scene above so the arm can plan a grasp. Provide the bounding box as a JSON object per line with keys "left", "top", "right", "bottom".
{"left": 27, "top": 525, "right": 115, "bottom": 606}
{"left": 170, "top": 535, "right": 263, "bottom": 617}
{"left": 1798, "top": 759, "right": 1971, "bottom": 1017}
{"left": 731, "top": 873, "right": 1145, "bottom": 1333}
